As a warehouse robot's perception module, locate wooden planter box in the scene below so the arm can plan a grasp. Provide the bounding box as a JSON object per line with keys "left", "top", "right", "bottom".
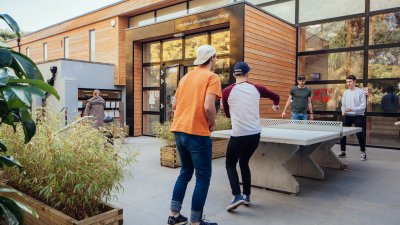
{"left": 160, "top": 146, "right": 181, "bottom": 168}
{"left": 160, "top": 138, "right": 229, "bottom": 168}
{"left": 3, "top": 187, "right": 123, "bottom": 225}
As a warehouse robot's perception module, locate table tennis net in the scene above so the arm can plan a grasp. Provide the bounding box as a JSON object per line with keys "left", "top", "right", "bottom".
{"left": 260, "top": 119, "right": 343, "bottom": 133}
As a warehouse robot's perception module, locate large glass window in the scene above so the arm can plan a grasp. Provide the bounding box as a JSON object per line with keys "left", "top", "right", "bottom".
{"left": 162, "top": 38, "right": 183, "bottom": 61}
{"left": 370, "top": 0, "right": 400, "bottom": 12}
{"left": 143, "top": 65, "right": 161, "bottom": 87}
{"left": 368, "top": 81, "right": 400, "bottom": 113}
{"left": 299, "top": 0, "right": 364, "bottom": 23}
{"left": 247, "top": 0, "right": 276, "bottom": 4}
{"left": 261, "top": 0, "right": 295, "bottom": 24}
{"left": 298, "top": 51, "right": 364, "bottom": 81}
{"left": 215, "top": 58, "right": 230, "bottom": 85}
{"left": 211, "top": 30, "right": 230, "bottom": 55}
{"left": 157, "top": 3, "right": 187, "bottom": 22}
{"left": 185, "top": 33, "right": 208, "bottom": 59}
{"left": 368, "top": 47, "right": 400, "bottom": 79}
{"left": 89, "top": 30, "right": 95, "bottom": 62}
{"left": 143, "top": 114, "right": 160, "bottom": 136}
{"left": 369, "top": 12, "right": 400, "bottom": 46}
{"left": 143, "top": 42, "right": 161, "bottom": 63}
{"left": 299, "top": 18, "right": 365, "bottom": 52}
{"left": 189, "top": 0, "right": 234, "bottom": 14}
{"left": 308, "top": 84, "right": 349, "bottom": 111}
{"left": 366, "top": 116, "right": 400, "bottom": 148}
{"left": 129, "top": 12, "right": 155, "bottom": 28}
{"left": 143, "top": 90, "right": 160, "bottom": 112}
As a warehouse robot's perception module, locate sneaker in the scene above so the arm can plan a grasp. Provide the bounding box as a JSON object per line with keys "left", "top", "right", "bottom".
{"left": 337, "top": 151, "right": 346, "bottom": 158}
{"left": 226, "top": 195, "right": 245, "bottom": 211}
{"left": 199, "top": 217, "right": 218, "bottom": 225}
{"left": 361, "top": 152, "right": 367, "bottom": 161}
{"left": 242, "top": 194, "right": 250, "bottom": 206}
{"left": 167, "top": 214, "right": 188, "bottom": 225}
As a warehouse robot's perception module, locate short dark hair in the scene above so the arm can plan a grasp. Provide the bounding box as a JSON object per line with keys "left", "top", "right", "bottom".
{"left": 200, "top": 54, "right": 216, "bottom": 66}
{"left": 346, "top": 74, "right": 357, "bottom": 81}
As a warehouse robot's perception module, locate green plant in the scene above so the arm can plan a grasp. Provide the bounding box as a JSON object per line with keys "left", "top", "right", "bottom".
{"left": 0, "top": 109, "right": 135, "bottom": 220}
{"left": 152, "top": 121, "right": 175, "bottom": 147}
{"left": 214, "top": 111, "right": 232, "bottom": 131}
{"left": 0, "top": 14, "right": 59, "bottom": 224}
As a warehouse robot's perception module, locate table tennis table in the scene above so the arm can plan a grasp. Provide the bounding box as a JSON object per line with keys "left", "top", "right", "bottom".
{"left": 211, "top": 119, "right": 362, "bottom": 194}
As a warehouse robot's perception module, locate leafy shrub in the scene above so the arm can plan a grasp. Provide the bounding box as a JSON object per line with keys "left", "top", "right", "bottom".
{"left": 0, "top": 109, "right": 135, "bottom": 220}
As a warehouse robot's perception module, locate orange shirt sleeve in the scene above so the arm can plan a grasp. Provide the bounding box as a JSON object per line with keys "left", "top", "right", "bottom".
{"left": 206, "top": 74, "right": 222, "bottom": 99}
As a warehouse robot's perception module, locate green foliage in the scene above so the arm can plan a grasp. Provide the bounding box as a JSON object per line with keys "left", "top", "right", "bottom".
{"left": 0, "top": 14, "right": 59, "bottom": 224}
{"left": 152, "top": 111, "right": 231, "bottom": 147}
{"left": 0, "top": 109, "right": 135, "bottom": 220}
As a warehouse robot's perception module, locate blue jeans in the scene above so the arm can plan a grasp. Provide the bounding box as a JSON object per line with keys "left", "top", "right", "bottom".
{"left": 291, "top": 112, "right": 308, "bottom": 120}
{"left": 170, "top": 132, "right": 212, "bottom": 223}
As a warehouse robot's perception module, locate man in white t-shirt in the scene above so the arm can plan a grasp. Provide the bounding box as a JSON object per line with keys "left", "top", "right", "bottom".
{"left": 338, "top": 75, "right": 367, "bottom": 161}
{"left": 221, "top": 62, "right": 280, "bottom": 211}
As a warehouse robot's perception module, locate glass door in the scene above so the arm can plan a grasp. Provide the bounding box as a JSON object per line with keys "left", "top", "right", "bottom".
{"left": 161, "top": 65, "right": 180, "bottom": 122}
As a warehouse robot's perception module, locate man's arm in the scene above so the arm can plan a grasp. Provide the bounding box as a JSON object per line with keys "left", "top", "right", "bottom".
{"left": 308, "top": 96, "right": 314, "bottom": 120}
{"left": 282, "top": 95, "right": 292, "bottom": 118}
{"left": 204, "top": 93, "right": 217, "bottom": 131}
{"left": 341, "top": 92, "right": 347, "bottom": 116}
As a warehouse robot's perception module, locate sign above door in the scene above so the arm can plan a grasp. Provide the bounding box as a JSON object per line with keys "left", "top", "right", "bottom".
{"left": 175, "top": 8, "right": 230, "bottom": 32}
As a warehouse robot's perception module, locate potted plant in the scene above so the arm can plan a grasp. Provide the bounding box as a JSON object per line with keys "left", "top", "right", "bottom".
{"left": 0, "top": 109, "right": 134, "bottom": 225}
{"left": 153, "top": 111, "right": 231, "bottom": 168}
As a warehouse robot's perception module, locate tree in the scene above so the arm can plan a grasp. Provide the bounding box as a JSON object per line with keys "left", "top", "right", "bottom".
{"left": 0, "top": 14, "right": 59, "bottom": 224}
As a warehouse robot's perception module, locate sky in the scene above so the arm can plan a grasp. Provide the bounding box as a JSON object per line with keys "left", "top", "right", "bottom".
{"left": 0, "top": 0, "right": 121, "bottom": 32}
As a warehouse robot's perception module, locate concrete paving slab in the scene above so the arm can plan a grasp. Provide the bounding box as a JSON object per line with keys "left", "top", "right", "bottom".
{"left": 111, "top": 136, "right": 400, "bottom": 225}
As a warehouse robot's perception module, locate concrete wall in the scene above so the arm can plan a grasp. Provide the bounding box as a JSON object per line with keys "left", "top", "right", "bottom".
{"left": 37, "top": 59, "right": 125, "bottom": 123}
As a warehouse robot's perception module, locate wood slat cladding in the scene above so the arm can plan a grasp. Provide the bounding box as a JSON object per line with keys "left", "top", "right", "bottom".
{"left": 133, "top": 42, "right": 142, "bottom": 136}
{"left": 244, "top": 5, "right": 296, "bottom": 118}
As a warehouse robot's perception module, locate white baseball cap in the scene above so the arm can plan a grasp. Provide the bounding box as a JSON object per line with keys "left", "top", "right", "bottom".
{"left": 193, "top": 45, "right": 216, "bottom": 65}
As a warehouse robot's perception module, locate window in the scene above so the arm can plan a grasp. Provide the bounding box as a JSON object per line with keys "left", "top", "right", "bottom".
{"left": 298, "top": 51, "right": 364, "bottom": 81}
{"left": 261, "top": 0, "right": 295, "bottom": 24}
{"left": 368, "top": 47, "right": 400, "bottom": 79}
{"left": 366, "top": 116, "right": 400, "bottom": 148}
{"left": 143, "top": 114, "right": 160, "bottom": 135}
{"left": 43, "top": 43, "right": 48, "bottom": 61}
{"left": 367, "top": 81, "right": 400, "bottom": 113}
{"left": 370, "top": 0, "right": 400, "bottom": 11}
{"left": 157, "top": 3, "right": 187, "bottom": 22}
{"left": 143, "top": 65, "right": 161, "bottom": 87}
{"left": 369, "top": 12, "right": 400, "bottom": 46}
{"left": 211, "top": 30, "right": 230, "bottom": 55}
{"left": 143, "top": 42, "right": 161, "bottom": 63}
{"left": 64, "top": 37, "right": 69, "bottom": 59}
{"left": 89, "top": 30, "right": 95, "bottom": 62}
{"left": 299, "top": 18, "right": 365, "bottom": 52}
{"left": 189, "top": 0, "right": 234, "bottom": 14}
{"left": 129, "top": 12, "right": 155, "bottom": 28}
{"left": 162, "top": 38, "right": 183, "bottom": 61}
{"left": 299, "top": 0, "right": 364, "bottom": 23}
{"left": 185, "top": 33, "right": 208, "bottom": 59}
{"left": 26, "top": 47, "right": 30, "bottom": 57}
{"left": 247, "top": 0, "right": 276, "bottom": 4}
{"left": 308, "top": 84, "right": 349, "bottom": 111}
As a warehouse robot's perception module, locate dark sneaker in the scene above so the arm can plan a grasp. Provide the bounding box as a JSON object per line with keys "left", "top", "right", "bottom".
{"left": 242, "top": 194, "right": 250, "bottom": 206}
{"left": 199, "top": 218, "right": 218, "bottom": 225}
{"left": 337, "top": 151, "right": 346, "bottom": 158}
{"left": 361, "top": 152, "right": 367, "bottom": 161}
{"left": 167, "top": 214, "right": 188, "bottom": 225}
{"left": 226, "top": 195, "right": 245, "bottom": 211}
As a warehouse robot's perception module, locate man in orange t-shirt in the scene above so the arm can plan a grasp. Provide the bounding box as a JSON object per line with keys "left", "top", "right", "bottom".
{"left": 167, "top": 45, "right": 221, "bottom": 225}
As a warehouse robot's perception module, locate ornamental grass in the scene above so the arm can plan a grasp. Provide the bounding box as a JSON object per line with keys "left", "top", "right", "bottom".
{"left": 0, "top": 109, "right": 134, "bottom": 220}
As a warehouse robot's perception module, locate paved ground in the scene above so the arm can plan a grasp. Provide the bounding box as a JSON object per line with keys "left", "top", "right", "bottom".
{"left": 111, "top": 136, "right": 400, "bottom": 225}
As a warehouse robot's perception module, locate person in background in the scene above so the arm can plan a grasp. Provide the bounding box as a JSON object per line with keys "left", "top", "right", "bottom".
{"left": 83, "top": 89, "right": 105, "bottom": 129}
{"left": 281, "top": 75, "right": 313, "bottom": 120}
{"left": 222, "top": 62, "right": 280, "bottom": 211}
{"left": 337, "top": 75, "right": 367, "bottom": 161}
{"left": 167, "top": 45, "right": 221, "bottom": 225}
{"left": 381, "top": 85, "right": 399, "bottom": 113}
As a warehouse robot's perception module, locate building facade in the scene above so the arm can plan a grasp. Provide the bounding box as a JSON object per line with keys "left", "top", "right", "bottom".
{"left": 7, "top": 0, "right": 399, "bottom": 149}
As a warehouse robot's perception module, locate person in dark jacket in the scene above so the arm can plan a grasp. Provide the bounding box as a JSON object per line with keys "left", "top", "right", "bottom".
{"left": 84, "top": 89, "right": 105, "bottom": 128}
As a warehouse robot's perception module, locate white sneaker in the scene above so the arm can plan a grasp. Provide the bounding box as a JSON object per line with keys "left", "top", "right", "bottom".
{"left": 361, "top": 152, "right": 367, "bottom": 161}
